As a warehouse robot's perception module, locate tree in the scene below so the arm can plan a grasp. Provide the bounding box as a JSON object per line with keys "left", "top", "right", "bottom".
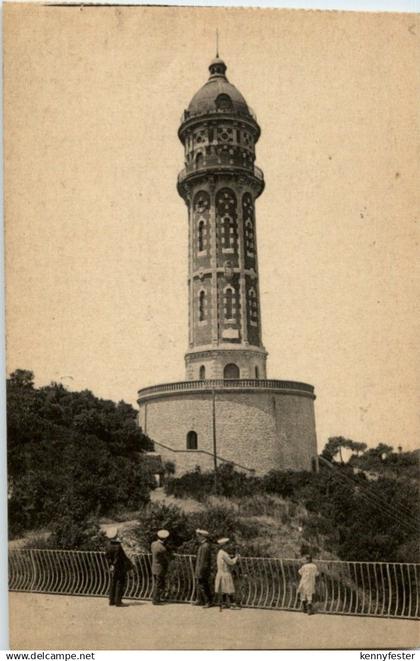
{"left": 374, "top": 443, "right": 394, "bottom": 461}
{"left": 9, "top": 369, "right": 35, "bottom": 388}
{"left": 322, "top": 437, "right": 368, "bottom": 464}
{"left": 321, "top": 437, "right": 349, "bottom": 463}
{"left": 7, "top": 370, "right": 155, "bottom": 539}
{"left": 346, "top": 440, "right": 367, "bottom": 457}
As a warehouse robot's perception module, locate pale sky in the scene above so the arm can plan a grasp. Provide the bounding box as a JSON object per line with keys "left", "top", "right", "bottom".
{"left": 5, "top": 5, "right": 419, "bottom": 452}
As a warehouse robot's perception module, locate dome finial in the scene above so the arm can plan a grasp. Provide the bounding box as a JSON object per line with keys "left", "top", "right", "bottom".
{"left": 209, "top": 32, "right": 227, "bottom": 79}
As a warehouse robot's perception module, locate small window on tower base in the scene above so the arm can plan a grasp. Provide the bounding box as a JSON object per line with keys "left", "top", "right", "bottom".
{"left": 187, "top": 431, "right": 198, "bottom": 450}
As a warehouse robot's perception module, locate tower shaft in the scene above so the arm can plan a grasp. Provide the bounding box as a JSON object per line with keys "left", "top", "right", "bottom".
{"left": 178, "top": 59, "right": 267, "bottom": 381}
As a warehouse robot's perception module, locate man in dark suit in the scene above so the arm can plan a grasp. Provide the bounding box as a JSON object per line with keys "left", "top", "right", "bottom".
{"left": 151, "top": 529, "right": 170, "bottom": 605}
{"left": 194, "top": 529, "right": 213, "bottom": 607}
{"left": 105, "top": 528, "right": 133, "bottom": 607}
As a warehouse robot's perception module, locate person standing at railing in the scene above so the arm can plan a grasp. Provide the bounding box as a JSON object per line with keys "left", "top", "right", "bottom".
{"left": 215, "top": 538, "right": 241, "bottom": 611}
{"left": 151, "top": 529, "right": 171, "bottom": 605}
{"left": 193, "top": 529, "right": 213, "bottom": 608}
{"left": 297, "top": 555, "right": 319, "bottom": 615}
{"left": 105, "top": 528, "right": 134, "bottom": 607}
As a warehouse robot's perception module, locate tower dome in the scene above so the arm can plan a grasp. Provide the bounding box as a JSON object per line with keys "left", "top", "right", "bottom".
{"left": 186, "top": 58, "right": 253, "bottom": 119}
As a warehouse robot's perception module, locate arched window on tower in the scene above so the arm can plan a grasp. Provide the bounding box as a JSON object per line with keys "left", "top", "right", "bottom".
{"left": 224, "top": 363, "right": 240, "bottom": 379}
{"left": 199, "top": 365, "right": 206, "bottom": 380}
{"left": 255, "top": 366, "right": 260, "bottom": 379}
{"left": 198, "top": 289, "right": 206, "bottom": 323}
{"left": 194, "top": 191, "right": 210, "bottom": 258}
{"left": 248, "top": 287, "right": 258, "bottom": 327}
{"left": 245, "top": 219, "right": 254, "bottom": 256}
{"left": 243, "top": 193, "right": 255, "bottom": 258}
{"left": 198, "top": 220, "right": 205, "bottom": 253}
{"left": 187, "top": 431, "right": 198, "bottom": 450}
{"left": 216, "top": 189, "right": 237, "bottom": 254}
{"left": 195, "top": 152, "right": 204, "bottom": 170}
{"left": 223, "top": 285, "right": 235, "bottom": 321}
{"left": 221, "top": 215, "right": 236, "bottom": 251}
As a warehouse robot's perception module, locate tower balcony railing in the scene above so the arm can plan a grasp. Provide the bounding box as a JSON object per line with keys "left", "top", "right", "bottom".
{"left": 180, "top": 105, "right": 257, "bottom": 124}
{"left": 177, "top": 163, "right": 264, "bottom": 187}
{"left": 138, "top": 378, "right": 315, "bottom": 401}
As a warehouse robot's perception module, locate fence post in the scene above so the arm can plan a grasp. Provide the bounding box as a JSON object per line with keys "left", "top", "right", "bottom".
{"left": 188, "top": 555, "right": 196, "bottom": 604}
{"left": 29, "top": 549, "right": 37, "bottom": 592}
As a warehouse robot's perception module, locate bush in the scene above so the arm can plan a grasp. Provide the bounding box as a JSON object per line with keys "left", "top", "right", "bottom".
{"left": 164, "top": 467, "right": 214, "bottom": 501}
{"left": 21, "top": 533, "right": 53, "bottom": 550}
{"left": 164, "top": 464, "right": 261, "bottom": 501}
{"left": 22, "top": 516, "right": 107, "bottom": 551}
{"left": 135, "top": 502, "right": 194, "bottom": 551}
{"left": 133, "top": 500, "right": 266, "bottom": 556}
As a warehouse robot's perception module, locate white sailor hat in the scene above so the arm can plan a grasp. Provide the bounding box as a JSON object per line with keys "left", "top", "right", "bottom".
{"left": 157, "top": 529, "right": 170, "bottom": 540}
{"left": 106, "top": 527, "right": 119, "bottom": 540}
{"left": 217, "top": 537, "right": 230, "bottom": 545}
{"left": 195, "top": 529, "right": 209, "bottom": 537}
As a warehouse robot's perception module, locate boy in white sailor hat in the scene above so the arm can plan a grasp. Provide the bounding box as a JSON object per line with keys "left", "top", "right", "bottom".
{"left": 151, "top": 530, "right": 171, "bottom": 605}
{"left": 193, "top": 529, "right": 213, "bottom": 607}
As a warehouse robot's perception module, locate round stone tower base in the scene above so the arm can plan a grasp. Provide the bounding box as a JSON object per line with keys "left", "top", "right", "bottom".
{"left": 137, "top": 379, "right": 318, "bottom": 476}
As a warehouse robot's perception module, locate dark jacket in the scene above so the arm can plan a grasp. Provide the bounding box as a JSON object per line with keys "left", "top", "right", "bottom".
{"left": 106, "top": 541, "right": 133, "bottom": 576}
{"left": 151, "top": 539, "right": 170, "bottom": 576}
{"left": 195, "top": 540, "right": 212, "bottom": 578}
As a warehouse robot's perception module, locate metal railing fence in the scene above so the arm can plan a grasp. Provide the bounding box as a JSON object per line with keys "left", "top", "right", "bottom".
{"left": 138, "top": 378, "right": 315, "bottom": 401}
{"left": 180, "top": 106, "right": 258, "bottom": 124}
{"left": 9, "top": 550, "right": 419, "bottom": 619}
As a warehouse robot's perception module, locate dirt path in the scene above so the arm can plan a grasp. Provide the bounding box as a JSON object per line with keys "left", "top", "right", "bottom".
{"left": 9, "top": 593, "right": 419, "bottom": 650}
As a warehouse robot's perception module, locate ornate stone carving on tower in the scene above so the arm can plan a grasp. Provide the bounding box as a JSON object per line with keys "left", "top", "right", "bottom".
{"left": 137, "top": 55, "right": 318, "bottom": 476}
{"left": 177, "top": 57, "right": 267, "bottom": 382}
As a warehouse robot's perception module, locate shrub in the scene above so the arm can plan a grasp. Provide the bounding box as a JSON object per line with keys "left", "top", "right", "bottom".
{"left": 21, "top": 533, "right": 53, "bottom": 550}
{"left": 164, "top": 464, "right": 262, "bottom": 501}
{"left": 49, "top": 515, "right": 107, "bottom": 550}
{"left": 133, "top": 499, "right": 267, "bottom": 556}
{"left": 22, "top": 516, "right": 107, "bottom": 551}
{"left": 164, "top": 467, "right": 214, "bottom": 501}
{"left": 135, "top": 502, "right": 194, "bottom": 551}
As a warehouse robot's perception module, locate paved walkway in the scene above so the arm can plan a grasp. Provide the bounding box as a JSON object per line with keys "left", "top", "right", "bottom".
{"left": 9, "top": 593, "right": 420, "bottom": 650}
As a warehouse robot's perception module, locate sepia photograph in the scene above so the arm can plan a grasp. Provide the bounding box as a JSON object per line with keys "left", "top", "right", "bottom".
{"left": 4, "top": 2, "right": 419, "bottom": 651}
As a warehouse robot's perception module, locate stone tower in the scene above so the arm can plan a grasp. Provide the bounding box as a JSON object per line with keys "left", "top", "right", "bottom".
{"left": 137, "top": 55, "right": 318, "bottom": 476}
{"left": 177, "top": 57, "right": 268, "bottom": 382}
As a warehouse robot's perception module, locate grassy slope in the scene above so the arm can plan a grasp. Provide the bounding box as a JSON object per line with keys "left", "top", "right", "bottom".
{"left": 116, "top": 489, "right": 337, "bottom": 559}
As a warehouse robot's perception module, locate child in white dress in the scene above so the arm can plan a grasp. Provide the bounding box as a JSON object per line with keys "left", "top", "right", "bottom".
{"left": 297, "top": 554, "right": 319, "bottom": 615}
{"left": 214, "top": 538, "right": 241, "bottom": 610}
